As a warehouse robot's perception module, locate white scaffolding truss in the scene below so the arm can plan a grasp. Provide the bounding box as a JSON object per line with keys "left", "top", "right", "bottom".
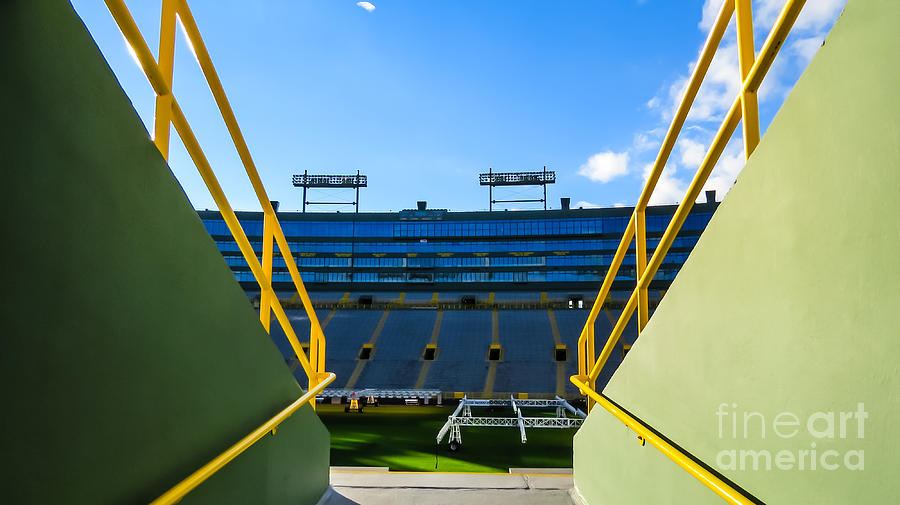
{"left": 436, "top": 395, "right": 586, "bottom": 449}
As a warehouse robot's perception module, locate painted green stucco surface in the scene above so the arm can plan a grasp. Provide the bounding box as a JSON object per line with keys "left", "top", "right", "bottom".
{"left": 0, "top": 1, "right": 330, "bottom": 503}
{"left": 574, "top": 0, "right": 900, "bottom": 503}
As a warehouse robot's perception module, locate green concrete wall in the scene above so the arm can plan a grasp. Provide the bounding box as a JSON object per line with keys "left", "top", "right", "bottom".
{"left": 0, "top": 1, "right": 330, "bottom": 503}
{"left": 574, "top": 1, "right": 900, "bottom": 503}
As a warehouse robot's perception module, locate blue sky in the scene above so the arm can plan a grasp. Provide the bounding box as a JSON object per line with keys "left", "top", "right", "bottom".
{"left": 72, "top": 0, "right": 846, "bottom": 213}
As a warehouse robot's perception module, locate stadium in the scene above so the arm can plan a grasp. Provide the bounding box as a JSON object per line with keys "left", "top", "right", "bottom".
{"left": 200, "top": 198, "right": 718, "bottom": 398}
{"left": 3, "top": 1, "right": 899, "bottom": 504}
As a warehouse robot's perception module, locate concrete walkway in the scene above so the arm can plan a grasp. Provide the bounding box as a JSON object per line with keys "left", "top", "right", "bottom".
{"left": 320, "top": 468, "right": 578, "bottom": 505}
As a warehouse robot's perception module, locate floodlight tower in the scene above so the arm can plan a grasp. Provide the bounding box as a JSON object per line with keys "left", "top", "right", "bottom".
{"left": 292, "top": 170, "right": 368, "bottom": 213}
{"left": 479, "top": 167, "right": 556, "bottom": 211}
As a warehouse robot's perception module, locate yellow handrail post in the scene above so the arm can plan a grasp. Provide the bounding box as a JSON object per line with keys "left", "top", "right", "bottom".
{"left": 586, "top": 322, "right": 595, "bottom": 379}
{"left": 635, "top": 208, "right": 649, "bottom": 331}
{"left": 313, "top": 323, "right": 325, "bottom": 372}
{"left": 152, "top": 0, "right": 176, "bottom": 159}
{"left": 259, "top": 212, "right": 275, "bottom": 332}
{"left": 309, "top": 323, "right": 326, "bottom": 411}
{"left": 586, "top": 324, "right": 596, "bottom": 409}
{"left": 310, "top": 325, "right": 320, "bottom": 375}
{"left": 577, "top": 328, "right": 586, "bottom": 376}
{"left": 735, "top": 0, "right": 760, "bottom": 159}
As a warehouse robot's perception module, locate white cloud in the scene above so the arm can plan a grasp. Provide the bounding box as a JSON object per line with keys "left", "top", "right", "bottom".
{"left": 575, "top": 201, "right": 602, "bottom": 209}
{"left": 632, "top": 0, "right": 848, "bottom": 205}
{"left": 356, "top": 1, "right": 376, "bottom": 12}
{"left": 701, "top": 138, "right": 746, "bottom": 199}
{"left": 633, "top": 131, "right": 659, "bottom": 153}
{"left": 756, "top": 0, "right": 786, "bottom": 30}
{"left": 580, "top": 1, "right": 846, "bottom": 206}
{"left": 791, "top": 36, "right": 823, "bottom": 64}
{"left": 679, "top": 137, "right": 707, "bottom": 168}
{"left": 671, "top": 41, "right": 742, "bottom": 123}
{"left": 757, "top": 0, "right": 846, "bottom": 34}
{"left": 643, "top": 162, "right": 686, "bottom": 205}
{"left": 793, "top": 0, "right": 845, "bottom": 31}
{"left": 743, "top": 0, "right": 845, "bottom": 34}
{"left": 699, "top": 0, "right": 723, "bottom": 31}
{"left": 660, "top": 1, "right": 848, "bottom": 124}
{"left": 578, "top": 151, "right": 630, "bottom": 183}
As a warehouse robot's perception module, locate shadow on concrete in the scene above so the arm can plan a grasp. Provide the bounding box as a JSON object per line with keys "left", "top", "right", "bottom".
{"left": 319, "top": 488, "right": 361, "bottom": 505}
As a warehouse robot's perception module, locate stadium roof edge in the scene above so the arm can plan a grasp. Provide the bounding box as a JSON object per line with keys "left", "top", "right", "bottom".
{"left": 196, "top": 201, "right": 718, "bottom": 222}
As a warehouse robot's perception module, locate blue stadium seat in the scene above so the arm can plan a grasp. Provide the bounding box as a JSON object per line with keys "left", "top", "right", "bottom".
{"left": 423, "top": 310, "right": 492, "bottom": 392}
{"left": 355, "top": 310, "right": 437, "bottom": 388}
{"left": 493, "top": 310, "right": 555, "bottom": 393}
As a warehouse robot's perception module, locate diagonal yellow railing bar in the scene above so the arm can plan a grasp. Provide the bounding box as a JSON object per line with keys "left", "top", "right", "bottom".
{"left": 581, "top": 0, "right": 806, "bottom": 384}
{"left": 638, "top": 0, "right": 806, "bottom": 293}
{"left": 168, "top": 101, "right": 316, "bottom": 382}
{"left": 744, "top": 0, "right": 807, "bottom": 94}
{"left": 173, "top": 0, "right": 327, "bottom": 365}
{"left": 571, "top": 376, "right": 753, "bottom": 505}
{"left": 577, "top": 217, "right": 633, "bottom": 375}
{"left": 635, "top": 0, "right": 736, "bottom": 212}
{"left": 104, "top": 0, "right": 170, "bottom": 92}
{"left": 100, "top": 2, "right": 335, "bottom": 501}
{"left": 272, "top": 223, "right": 327, "bottom": 372}
{"left": 149, "top": 372, "right": 336, "bottom": 505}
{"left": 588, "top": 94, "right": 743, "bottom": 381}
{"left": 575, "top": 1, "right": 808, "bottom": 503}
{"left": 576, "top": 0, "right": 734, "bottom": 386}
{"left": 173, "top": 0, "right": 273, "bottom": 215}
{"left": 102, "top": 0, "right": 328, "bottom": 390}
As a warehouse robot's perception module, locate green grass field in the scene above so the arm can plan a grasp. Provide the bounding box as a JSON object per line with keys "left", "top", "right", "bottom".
{"left": 317, "top": 404, "right": 577, "bottom": 472}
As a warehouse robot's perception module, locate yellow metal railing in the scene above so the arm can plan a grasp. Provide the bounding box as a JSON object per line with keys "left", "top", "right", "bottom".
{"left": 149, "top": 372, "right": 336, "bottom": 505}
{"left": 572, "top": 1, "right": 807, "bottom": 504}
{"left": 103, "top": 0, "right": 328, "bottom": 393}
{"left": 99, "top": 1, "right": 333, "bottom": 501}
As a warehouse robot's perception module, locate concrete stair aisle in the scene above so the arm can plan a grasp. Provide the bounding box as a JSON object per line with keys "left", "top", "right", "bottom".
{"left": 320, "top": 468, "right": 577, "bottom": 505}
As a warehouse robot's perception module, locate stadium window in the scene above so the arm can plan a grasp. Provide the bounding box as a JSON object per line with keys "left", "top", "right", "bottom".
{"left": 487, "top": 345, "right": 502, "bottom": 361}
{"left": 423, "top": 345, "right": 437, "bottom": 361}
{"left": 358, "top": 344, "right": 373, "bottom": 360}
